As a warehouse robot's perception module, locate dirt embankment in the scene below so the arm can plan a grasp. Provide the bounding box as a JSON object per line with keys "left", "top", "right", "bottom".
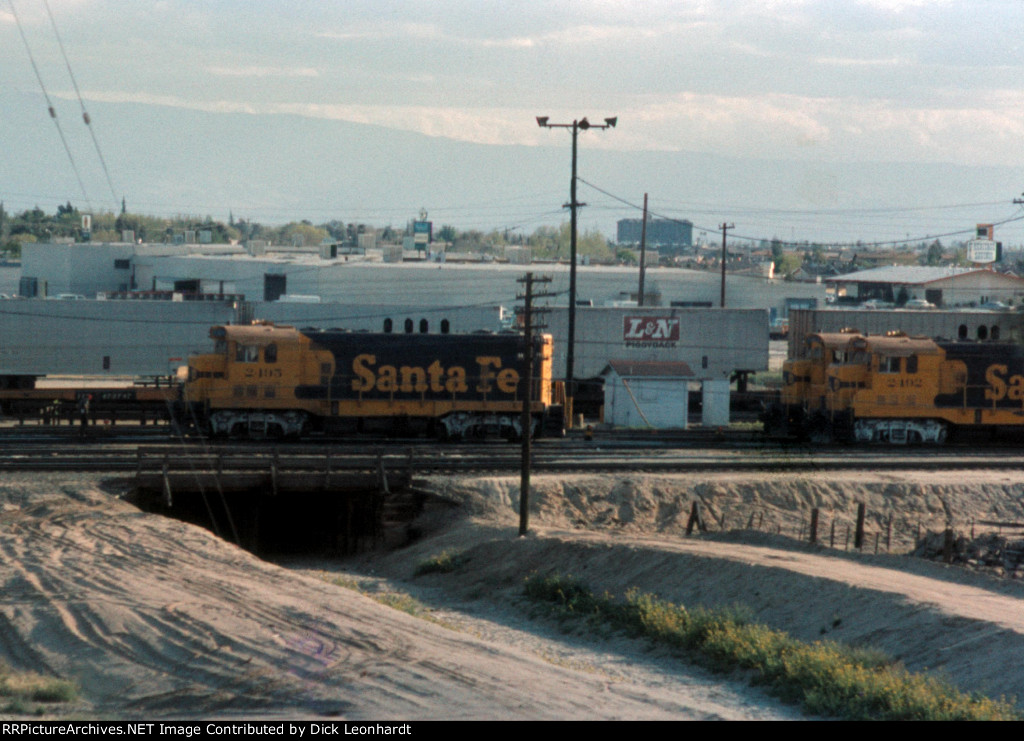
{"left": 2, "top": 469, "right": 1024, "bottom": 718}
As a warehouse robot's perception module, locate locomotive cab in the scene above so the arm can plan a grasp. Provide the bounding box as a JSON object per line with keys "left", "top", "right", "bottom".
{"left": 767, "top": 330, "right": 861, "bottom": 438}
{"left": 840, "top": 335, "right": 948, "bottom": 444}
{"left": 183, "top": 323, "right": 319, "bottom": 438}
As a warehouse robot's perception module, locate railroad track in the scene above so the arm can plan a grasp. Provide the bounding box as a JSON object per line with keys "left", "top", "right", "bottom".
{"left": 4, "top": 435, "right": 1024, "bottom": 473}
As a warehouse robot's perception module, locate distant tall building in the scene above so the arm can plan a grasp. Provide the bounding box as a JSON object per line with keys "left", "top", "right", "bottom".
{"left": 616, "top": 218, "right": 693, "bottom": 252}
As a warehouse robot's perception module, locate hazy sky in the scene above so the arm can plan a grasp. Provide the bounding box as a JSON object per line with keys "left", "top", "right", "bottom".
{"left": 4, "top": 0, "right": 1024, "bottom": 244}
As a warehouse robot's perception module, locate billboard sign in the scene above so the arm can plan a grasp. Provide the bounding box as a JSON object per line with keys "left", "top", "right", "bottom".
{"left": 967, "top": 239, "right": 1000, "bottom": 264}
{"left": 413, "top": 220, "right": 432, "bottom": 251}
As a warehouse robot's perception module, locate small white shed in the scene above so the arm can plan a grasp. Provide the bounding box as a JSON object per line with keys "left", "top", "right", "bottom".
{"left": 600, "top": 360, "right": 693, "bottom": 429}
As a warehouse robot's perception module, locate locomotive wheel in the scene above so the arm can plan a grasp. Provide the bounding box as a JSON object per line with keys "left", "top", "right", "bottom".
{"left": 807, "top": 419, "right": 833, "bottom": 444}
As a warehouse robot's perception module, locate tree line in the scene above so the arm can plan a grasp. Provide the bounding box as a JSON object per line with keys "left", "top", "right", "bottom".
{"left": 0, "top": 203, "right": 619, "bottom": 263}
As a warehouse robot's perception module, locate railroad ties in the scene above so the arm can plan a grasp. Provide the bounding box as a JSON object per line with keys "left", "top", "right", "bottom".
{"left": 133, "top": 446, "right": 422, "bottom": 555}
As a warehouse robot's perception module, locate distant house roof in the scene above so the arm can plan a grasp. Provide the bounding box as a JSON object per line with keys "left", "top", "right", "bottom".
{"left": 826, "top": 266, "right": 982, "bottom": 285}
{"left": 601, "top": 360, "right": 695, "bottom": 379}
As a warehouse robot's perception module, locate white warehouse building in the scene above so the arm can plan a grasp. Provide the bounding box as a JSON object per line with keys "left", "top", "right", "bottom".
{"left": 18, "top": 242, "right": 825, "bottom": 317}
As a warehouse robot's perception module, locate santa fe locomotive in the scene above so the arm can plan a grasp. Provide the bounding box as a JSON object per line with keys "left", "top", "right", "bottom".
{"left": 766, "top": 330, "right": 1024, "bottom": 444}
{"left": 177, "top": 322, "right": 563, "bottom": 440}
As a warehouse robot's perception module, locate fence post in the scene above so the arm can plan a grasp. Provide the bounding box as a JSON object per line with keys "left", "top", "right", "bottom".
{"left": 809, "top": 508, "right": 819, "bottom": 545}
{"left": 854, "top": 503, "right": 866, "bottom": 550}
{"left": 686, "top": 501, "right": 704, "bottom": 535}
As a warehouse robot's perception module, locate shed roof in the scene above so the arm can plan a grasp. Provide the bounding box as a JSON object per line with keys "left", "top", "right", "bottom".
{"left": 601, "top": 360, "right": 695, "bottom": 379}
{"left": 825, "top": 266, "right": 979, "bottom": 285}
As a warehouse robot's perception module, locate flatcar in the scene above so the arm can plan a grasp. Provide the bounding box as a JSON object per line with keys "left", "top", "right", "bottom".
{"left": 178, "top": 322, "right": 564, "bottom": 440}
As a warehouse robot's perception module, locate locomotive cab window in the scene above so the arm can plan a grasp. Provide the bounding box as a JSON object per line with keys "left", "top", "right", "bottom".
{"left": 235, "top": 344, "right": 259, "bottom": 362}
{"left": 264, "top": 343, "right": 277, "bottom": 363}
{"left": 905, "top": 355, "right": 918, "bottom": 374}
{"left": 878, "top": 356, "right": 900, "bottom": 373}
{"left": 848, "top": 349, "right": 870, "bottom": 365}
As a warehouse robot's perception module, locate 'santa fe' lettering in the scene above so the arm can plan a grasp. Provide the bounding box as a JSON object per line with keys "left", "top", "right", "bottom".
{"left": 985, "top": 363, "right": 1024, "bottom": 401}
{"left": 351, "top": 354, "right": 519, "bottom": 394}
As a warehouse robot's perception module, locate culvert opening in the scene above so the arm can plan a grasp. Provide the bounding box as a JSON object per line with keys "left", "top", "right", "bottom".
{"left": 131, "top": 448, "right": 433, "bottom": 555}
{"left": 131, "top": 483, "right": 427, "bottom": 556}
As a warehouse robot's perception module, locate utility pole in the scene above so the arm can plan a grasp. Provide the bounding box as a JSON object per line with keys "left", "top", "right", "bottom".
{"left": 516, "top": 272, "right": 553, "bottom": 537}
{"left": 638, "top": 193, "right": 649, "bottom": 306}
{"left": 719, "top": 222, "right": 734, "bottom": 307}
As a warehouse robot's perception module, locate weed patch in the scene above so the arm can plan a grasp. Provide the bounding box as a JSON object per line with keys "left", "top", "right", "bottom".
{"left": 322, "top": 572, "right": 451, "bottom": 627}
{"left": 523, "top": 572, "right": 1017, "bottom": 721}
{"left": 0, "top": 663, "right": 77, "bottom": 711}
{"left": 414, "top": 550, "right": 468, "bottom": 577}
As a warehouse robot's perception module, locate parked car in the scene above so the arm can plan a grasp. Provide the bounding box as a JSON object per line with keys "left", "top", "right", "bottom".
{"left": 769, "top": 317, "right": 789, "bottom": 340}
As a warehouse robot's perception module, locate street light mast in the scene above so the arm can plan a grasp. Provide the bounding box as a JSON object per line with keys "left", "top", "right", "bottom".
{"left": 536, "top": 115, "right": 617, "bottom": 426}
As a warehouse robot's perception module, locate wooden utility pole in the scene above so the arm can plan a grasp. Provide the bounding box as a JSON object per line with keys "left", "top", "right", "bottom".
{"left": 638, "top": 193, "right": 648, "bottom": 306}
{"left": 719, "top": 222, "right": 734, "bottom": 307}
{"left": 517, "top": 272, "right": 553, "bottom": 536}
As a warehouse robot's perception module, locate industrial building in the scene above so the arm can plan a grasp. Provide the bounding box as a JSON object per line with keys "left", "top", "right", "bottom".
{"left": 19, "top": 242, "right": 825, "bottom": 316}
{"left": 827, "top": 266, "right": 1024, "bottom": 308}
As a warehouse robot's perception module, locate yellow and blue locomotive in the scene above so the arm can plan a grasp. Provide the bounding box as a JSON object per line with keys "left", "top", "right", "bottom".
{"left": 180, "top": 322, "right": 562, "bottom": 439}
{"left": 771, "top": 330, "right": 1024, "bottom": 443}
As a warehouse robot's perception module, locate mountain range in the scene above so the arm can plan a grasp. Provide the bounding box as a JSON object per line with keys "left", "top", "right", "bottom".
{"left": 3, "top": 90, "right": 1022, "bottom": 245}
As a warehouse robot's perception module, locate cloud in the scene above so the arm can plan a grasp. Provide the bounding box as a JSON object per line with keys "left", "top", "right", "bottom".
{"left": 208, "top": 65, "right": 320, "bottom": 79}
{"left": 67, "top": 85, "right": 1024, "bottom": 168}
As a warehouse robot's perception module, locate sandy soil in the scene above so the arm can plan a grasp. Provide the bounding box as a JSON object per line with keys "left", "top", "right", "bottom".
{"left": 2, "top": 469, "right": 1024, "bottom": 720}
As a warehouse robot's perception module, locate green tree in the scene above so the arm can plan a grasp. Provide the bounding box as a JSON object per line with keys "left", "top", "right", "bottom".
{"left": 437, "top": 224, "right": 457, "bottom": 243}
{"left": 774, "top": 252, "right": 802, "bottom": 278}
{"left": 527, "top": 223, "right": 613, "bottom": 262}
{"left": 278, "top": 221, "right": 328, "bottom": 247}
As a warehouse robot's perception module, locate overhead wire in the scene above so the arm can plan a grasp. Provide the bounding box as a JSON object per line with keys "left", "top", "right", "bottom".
{"left": 577, "top": 176, "right": 1024, "bottom": 250}
{"left": 8, "top": 0, "right": 92, "bottom": 212}
{"left": 41, "top": 0, "right": 118, "bottom": 209}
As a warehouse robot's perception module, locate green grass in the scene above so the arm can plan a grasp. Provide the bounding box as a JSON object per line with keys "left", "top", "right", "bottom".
{"left": 523, "top": 572, "right": 1017, "bottom": 721}
{"left": 323, "top": 574, "right": 450, "bottom": 626}
{"left": 414, "top": 550, "right": 468, "bottom": 577}
{"left": 0, "top": 662, "right": 78, "bottom": 712}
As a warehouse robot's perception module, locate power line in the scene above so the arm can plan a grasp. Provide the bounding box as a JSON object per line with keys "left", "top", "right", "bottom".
{"left": 42, "top": 0, "right": 118, "bottom": 208}
{"left": 8, "top": 0, "right": 92, "bottom": 212}
{"left": 577, "top": 176, "right": 1024, "bottom": 249}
